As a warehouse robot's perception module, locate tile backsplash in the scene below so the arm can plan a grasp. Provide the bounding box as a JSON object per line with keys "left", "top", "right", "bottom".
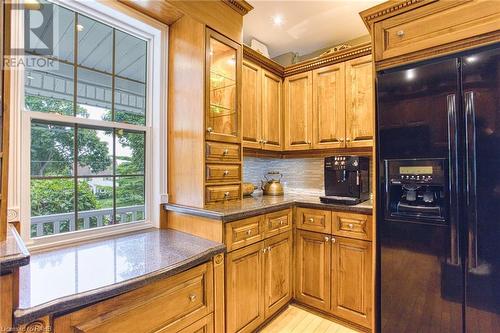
{"left": 243, "top": 156, "right": 373, "bottom": 196}
{"left": 243, "top": 157, "right": 325, "bottom": 195}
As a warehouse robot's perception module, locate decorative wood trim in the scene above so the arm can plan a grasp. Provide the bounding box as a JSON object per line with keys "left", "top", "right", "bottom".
{"left": 244, "top": 43, "right": 372, "bottom": 78}
{"left": 222, "top": 0, "right": 253, "bottom": 16}
{"left": 243, "top": 45, "right": 284, "bottom": 77}
{"left": 359, "top": 0, "right": 436, "bottom": 33}
{"left": 212, "top": 253, "right": 225, "bottom": 333}
{"left": 284, "top": 42, "right": 372, "bottom": 77}
{"left": 243, "top": 146, "right": 372, "bottom": 159}
{"left": 17, "top": 316, "right": 52, "bottom": 333}
{"left": 375, "top": 28, "right": 500, "bottom": 71}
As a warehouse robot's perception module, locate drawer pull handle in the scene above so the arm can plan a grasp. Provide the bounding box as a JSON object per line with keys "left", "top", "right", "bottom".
{"left": 280, "top": 219, "right": 284, "bottom": 225}
{"left": 223, "top": 149, "right": 229, "bottom": 155}
{"left": 207, "top": 127, "right": 213, "bottom": 133}
{"left": 396, "top": 30, "right": 405, "bottom": 37}
{"left": 189, "top": 294, "right": 197, "bottom": 302}
{"left": 348, "top": 223, "right": 354, "bottom": 229}
{"left": 246, "top": 229, "right": 252, "bottom": 235}
{"left": 223, "top": 170, "right": 230, "bottom": 176}
{"left": 308, "top": 218, "right": 314, "bottom": 223}
{"left": 324, "top": 236, "right": 330, "bottom": 242}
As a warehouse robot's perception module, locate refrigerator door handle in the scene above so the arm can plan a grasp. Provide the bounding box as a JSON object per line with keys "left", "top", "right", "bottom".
{"left": 447, "top": 94, "right": 460, "bottom": 265}
{"left": 465, "top": 91, "right": 478, "bottom": 270}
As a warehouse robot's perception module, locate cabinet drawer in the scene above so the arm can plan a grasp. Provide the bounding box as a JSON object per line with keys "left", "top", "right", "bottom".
{"left": 296, "top": 208, "right": 332, "bottom": 234}
{"left": 264, "top": 209, "right": 292, "bottom": 237}
{"left": 374, "top": 0, "right": 500, "bottom": 62}
{"left": 332, "top": 212, "right": 372, "bottom": 241}
{"left": 225, "top": 215, "right": 263, "bottom": 251}
{"left": 205, "top": 142, "right": 240, "bottom": 162}
{"left": 54, "top": 263, "right": 213, "bottom": 333}
{"left": 205, "top": 185, "right": 240, "bottom": 203}
{"left": 206, "top": 164, "right": 240, "bottom": 183}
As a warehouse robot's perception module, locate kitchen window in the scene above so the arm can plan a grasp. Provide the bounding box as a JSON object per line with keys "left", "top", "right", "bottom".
{"left": 10, "top": 0, "right": 167, "bottom": 246}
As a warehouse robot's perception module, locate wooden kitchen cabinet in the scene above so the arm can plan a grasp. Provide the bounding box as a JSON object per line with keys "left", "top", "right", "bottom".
{"left": 206, "top": 29, "right": 241, "bottom": 143}
{"left": 312, "top": 63, "right": 346, "bottom": 149}
{"left": 242, "top": 60, "right": 261, "bottom": 149}
{"left": 226, "top": 242, "right": 265, "bottom": 333}
{"left": 264, "top": 231, "right": 293, "bottom": 317}
{"left": 261, "top": 69, "right": 282, "bottom": 151}
{"left": 331, "top": 236, "right": 372, "bottom": 328}
{"left": 295, "top": 229, "right": 331, "bottom": 311}
{"left": 284, "top": 72, "right": 313, "bottom": 150}
{"left": 345, "top": 55, "right": 374, "bottom": 148}
{"left": 242, "top": 61, "right": 282, "bottom": 151}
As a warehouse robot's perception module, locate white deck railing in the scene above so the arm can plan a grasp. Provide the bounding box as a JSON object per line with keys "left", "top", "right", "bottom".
{"left": 31, "top": 205, "right": 144, "bottom": 237}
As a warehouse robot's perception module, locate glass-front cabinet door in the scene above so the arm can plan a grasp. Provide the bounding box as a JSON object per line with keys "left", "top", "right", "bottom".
{"left": 206, "top": 29, "right": 241, "bottom": 143}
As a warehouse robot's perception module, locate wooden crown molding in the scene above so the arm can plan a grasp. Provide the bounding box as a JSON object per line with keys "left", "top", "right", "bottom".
{"left": 284, "top": 42, "right": 372, "bottom": 77}
{"left": 243, "top": 45, "right": 285, "bottom": 77}
{"left": 359, "top": 0, "right": 436, "bottom": 33}
{"left": 244, "top": 42, "right": 372, "bottom": 78}
{"left": 222, "top": 0, "right": 254, "bottom": 16}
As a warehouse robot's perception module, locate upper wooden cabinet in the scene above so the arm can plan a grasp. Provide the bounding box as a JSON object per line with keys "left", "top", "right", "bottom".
{"left": 261, "top": 70, "right": 282, "bottom": 151}
{"left": 242, "top": 61, "right": 282, "bottom": 150}
{"left": 284, "top": 72, "right": 313, "bottom": 150}
{"left": 361, "top": 0, "right": 500, "bottom": 69}
{"left": 242, "top": 61, "right": 261, "bottom": 148}
{"left": 312, "top": 63, "right": 346, "bottom": 149}
{"left": 206, "top": 29, "right": 241, "bottom": 143}
{"left": 345, "top": 55, "right": 374, "bottom": 148}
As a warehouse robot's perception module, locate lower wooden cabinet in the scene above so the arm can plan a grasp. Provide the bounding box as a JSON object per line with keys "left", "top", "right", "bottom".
{"left": 264, "top": 232, "right": 293, "bottom": 317}
{"left": 174, "top": 314, "right": 213, "bottom": 333}
{"left": 226, "top": 231, "right": 292, "bottom": 333}
{"left": 295, "top": 230, "right": 331, "bottom": 311}
{"left": 295, "top": 228, "right": 373, "bottom": 329}
{"left": 331, "top": 236, "right": 373, "bottom": 328}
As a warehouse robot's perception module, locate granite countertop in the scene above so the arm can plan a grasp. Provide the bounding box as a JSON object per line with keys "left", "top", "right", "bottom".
{"left": 0, "top": 224, "right": 30, "bottom": 274}
{"left": 15, "top": 228, "right": 225, "bottom": 325}
{"left": 164, "top": 193, "right": 373, "bottom": 222}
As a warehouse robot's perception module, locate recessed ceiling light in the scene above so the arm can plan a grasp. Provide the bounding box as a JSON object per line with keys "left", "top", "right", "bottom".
{"left": 272, "top": 14, "right": 284, "bottom": 27}
{"left": 77, "top": 24, "right": 84, "bottom": 32}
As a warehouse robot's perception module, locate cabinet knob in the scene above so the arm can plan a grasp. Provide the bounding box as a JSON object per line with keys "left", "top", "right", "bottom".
{"left": 224, "top": 191, "right": 230, "bottom": 198}
{"left": 324, "top": 236, "right": 330, "bottom": 242}
{"left": 346, "top": 138, "right": 351, "bottom": 142}
{"left": 396, "top": 30, "right": 405, "bottom": 37}
{"left": 189, "top": 294, "right": 197, "bottom": 302}
{"left": 223, "top": 170, "right": 230, "bottom": 176}
{"left": 331, "top": 237, "right": 336, "bottom": 243}
{"left": 262, "top": 140, "right": 268, "bottom": 144}
{"left": 246, "top": 229, "right": 252, "bottom": 235}
{"left": 308, "top": 218, "right": 314, "bottom": 223}
{"left": 306, "top": 141, "right": 311, "bottom": 145}
{"left": 339, "top": 138, "right": 345, "bottom": 143}
{"left": 279, "top": 219, "right": 284, "bottom": 225}
{"left": 207, "top": 127, "right": 213, "bottom": 133}
{"left": 223, "top": 149, "right": 229, "bottom": 155}
{"left": 263, "top": 247, "right": 267, "bottom": 253}
{"left": 267, "top": 246, "right": 272, "bottom": 252}
{"left": 348, "top": 223, "right": 354, "bottom": 229}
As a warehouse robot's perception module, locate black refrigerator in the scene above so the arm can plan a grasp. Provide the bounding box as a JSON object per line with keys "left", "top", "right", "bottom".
{"left": 376, "top": 44, "right": 500, "bottom": 332}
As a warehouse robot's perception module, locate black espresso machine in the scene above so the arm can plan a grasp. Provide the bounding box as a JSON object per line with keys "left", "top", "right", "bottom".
{"left": 320, "top": 155, "right": 370, "bottom": 205}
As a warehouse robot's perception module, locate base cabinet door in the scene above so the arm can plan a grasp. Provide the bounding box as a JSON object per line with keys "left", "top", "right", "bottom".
{"left": 295, "top": 230, "right": 331, "bottom": 311}
{"left": 264, "top": 231, "right": 292, "bottom": 318}
{"left": 226, "top": 242, "right": 265, "bottom": 333}
{"left": 175, "top": 314, "right": 214, "bottom": 333}
{"left": 331, "top": 236, "right": 372, "bottom": 329}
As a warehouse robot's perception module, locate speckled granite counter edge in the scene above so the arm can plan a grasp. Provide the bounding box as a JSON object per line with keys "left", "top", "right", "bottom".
{"left": 164, "top": 199, "right": 373, "bottom": 223}
{"left": 0, "top": 225, "right": 30, "bottom": 274}
{"left": 13, "top": 243, "right": 225, "bottom": 325}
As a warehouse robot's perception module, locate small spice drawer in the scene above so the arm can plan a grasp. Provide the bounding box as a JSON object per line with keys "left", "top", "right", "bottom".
{"left": 205, "top": 141, "right": 240, "bottom": 162}
{"left": 206, "top": 164, "right": 241, "bottom": 183}
{"left": 225, "top": 215, "right": 263, "bottom": 252}
{"left": 205, "top": 185, "right": 240, "bottom": 203}
{"left": 332, "top": 212, "right": 372, "bottom": 241}
{"left": 264, "top": 209, "right": 292, "bottom": 237}
{"left": 296, "top": 208, "right": 332, "bottom": 234}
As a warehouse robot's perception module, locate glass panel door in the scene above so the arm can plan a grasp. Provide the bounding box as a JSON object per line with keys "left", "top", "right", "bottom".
{"left": 206, "top": 29, "right": 240, "bottom": 143}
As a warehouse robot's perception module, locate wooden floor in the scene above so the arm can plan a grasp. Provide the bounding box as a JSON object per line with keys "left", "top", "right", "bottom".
{"left": 259, "top": 305, "right": 360, "bottom": 333}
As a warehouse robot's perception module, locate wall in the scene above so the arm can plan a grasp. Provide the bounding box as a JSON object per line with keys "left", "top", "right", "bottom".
{"left": 243, "top": 156, "right": 373, "bottom": 196}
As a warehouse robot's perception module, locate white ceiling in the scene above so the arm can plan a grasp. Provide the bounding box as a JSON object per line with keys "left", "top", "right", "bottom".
{"left": 243, "top": 0, "right": 384, "bottom": 58}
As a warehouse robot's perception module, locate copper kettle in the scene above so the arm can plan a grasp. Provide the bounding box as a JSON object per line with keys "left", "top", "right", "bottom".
{"left": 261, "top": 171, "right": 284, "bottom": 196}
